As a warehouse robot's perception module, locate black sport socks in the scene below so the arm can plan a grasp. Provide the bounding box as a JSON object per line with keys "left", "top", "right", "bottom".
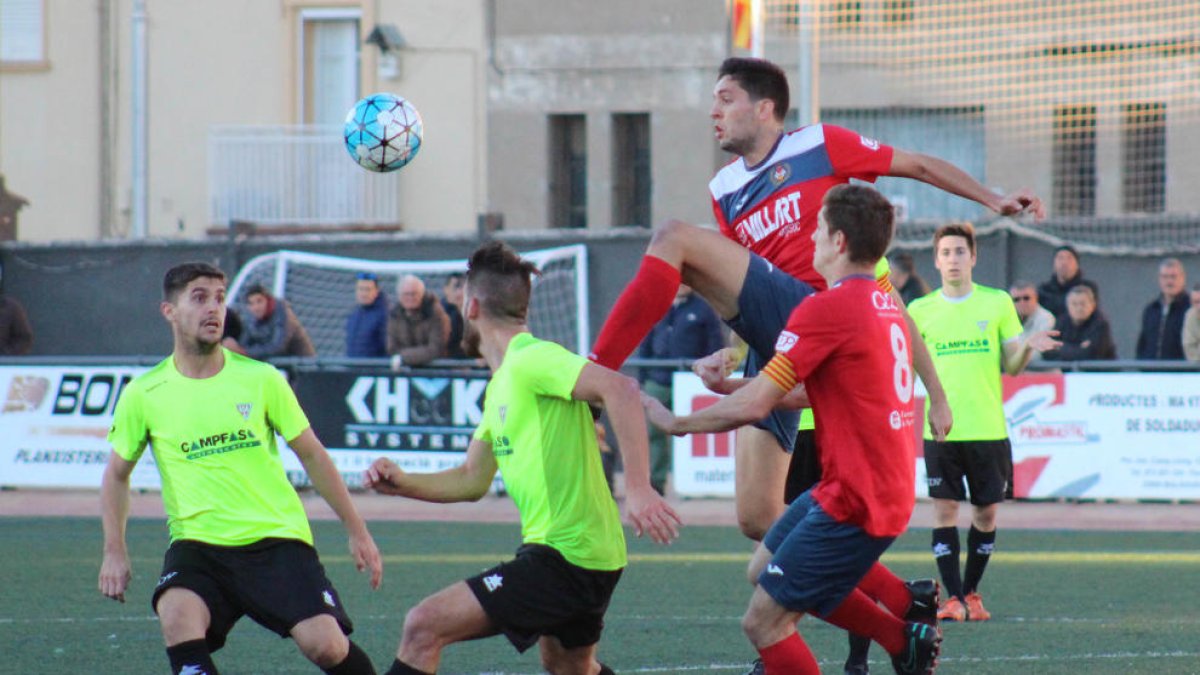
{"left": 845, "top": 632, "right": 872, "bottom": 667}
{"left": 323, "top": 640, "right": 376, "bottom": 675}
{"left": 166, "top": 639, "right": 219, "bottom": 675}
{"left": 962, "top": 525, "right": 997, "bottom": 595}
{"left": 384, "top": 658, "right": 433, "bottom": 675}
{"left": 932, "top": 526, "right": 963, "bottom": 599}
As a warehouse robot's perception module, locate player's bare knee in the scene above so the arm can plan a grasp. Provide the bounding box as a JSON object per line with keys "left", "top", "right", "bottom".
{"left": 400, "top": 602, "right": 444, "bottom": 653}
{"left": 646, "top": 219, "right": 693, "bottom": 256}
{"left": 296, "top": 630, "right": 348, "bottom": 668}
{"left": 740, "top": 607, "right": 771, "bottom": 648}
{"left": 736, "top": 510, "right": 770, "bottom": 542}
{"left": 156, "top": 589, "right": 208, "bottom": 644}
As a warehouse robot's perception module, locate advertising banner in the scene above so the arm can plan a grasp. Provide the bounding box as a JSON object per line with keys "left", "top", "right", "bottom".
{"left": 672, "top": 371, "right": 1200, "bottom": 500}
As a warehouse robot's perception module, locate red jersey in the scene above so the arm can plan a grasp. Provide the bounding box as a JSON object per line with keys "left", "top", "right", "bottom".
{"left": 709, "top": 124, "right": 893, "bottom": 290}
{"left": 760, "top": 276, "right": 916, "bottom": 537}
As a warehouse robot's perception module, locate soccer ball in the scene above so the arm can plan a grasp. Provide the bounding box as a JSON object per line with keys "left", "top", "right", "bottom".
{"left": 343, "top": 93, "right": 423, "bottom": 172}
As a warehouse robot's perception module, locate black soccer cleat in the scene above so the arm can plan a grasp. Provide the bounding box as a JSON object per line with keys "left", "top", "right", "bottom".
{"left": 744, "top": 658, "right": 766, "bottom": 675}
{"left": 891, "top": 622, "right": 941, "bottom": 675}
{"left": 844, "top": 663, "right": 870, "bottom": 675}
{"left": 904, "top": 578, "right": 940, "bottom": 628}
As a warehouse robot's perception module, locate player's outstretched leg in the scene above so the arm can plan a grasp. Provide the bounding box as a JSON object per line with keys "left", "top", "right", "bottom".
{"left": 890, "top": 622, "right": 941, "bottom": 675}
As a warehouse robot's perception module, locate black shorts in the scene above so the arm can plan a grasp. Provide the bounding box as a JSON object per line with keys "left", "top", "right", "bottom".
{"left": 924, "top": 439, "right": 1013, "bottom": 506}
{"left": 784, "top": 429, "right": 821, "bottom": 505}
{"left": 151, "top": 538, "right": 353, "bottom": 651}
{"left": 466, "top": 544, "right": 623, "bottom": 653}
{"left": 725, "top": 254, "right": 816, "bottom": 453}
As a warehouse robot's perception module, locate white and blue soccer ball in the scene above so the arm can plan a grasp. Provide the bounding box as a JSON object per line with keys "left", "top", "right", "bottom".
{"left": 343, "top": 93, "right": 423, "bottom": 172}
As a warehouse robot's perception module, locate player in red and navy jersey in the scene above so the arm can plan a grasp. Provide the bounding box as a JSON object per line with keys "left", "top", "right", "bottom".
{"left": 590, "top": 57, "right": 1040, "bottom": 550}
{"left": 643, "top": 184, "right": 941, "bottom": 675}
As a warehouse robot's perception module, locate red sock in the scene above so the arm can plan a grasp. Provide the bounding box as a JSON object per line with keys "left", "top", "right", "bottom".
{"left": 858, "top": 562, "right": 912, "bottom": 617}
{"left": 588, "top": 255, "right": 681, "bottom": 369}
{"left": 821, "top": 589, "right": 907, "bottom": 655}
{"left": 758, "top": 632, "right": 821, "bottom": 675}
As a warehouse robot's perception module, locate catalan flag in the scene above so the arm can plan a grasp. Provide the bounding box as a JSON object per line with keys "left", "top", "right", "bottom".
{"left": 731, "top": 0, "right": 753, "bottom": 50}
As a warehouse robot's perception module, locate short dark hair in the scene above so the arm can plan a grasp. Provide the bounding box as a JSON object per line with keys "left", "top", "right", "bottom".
{"left": 466, "top": 241, "right": 540, "bottom": 323}
{"left": 445, "top": 272, "right": 465, "bottom": 287}
{"left": 822, "top": 184, "right": 894, "bottom": 264}
{"left": 163, "top": 262, "right": 226, "bottom": 302}
{"left": 890, "top": 251, "right": 916, "bottom": 274}
{"left": 1054, "top": 244, "right": 1079, "bottom": 262}
{"left": 244, "top": 282, "right": 271, "bottom": 299}
{"left": 934, "top": 222, "right": 977, "bottom": 255}
{"left": 718, "top": 57, "right": 789, "bottom": 123}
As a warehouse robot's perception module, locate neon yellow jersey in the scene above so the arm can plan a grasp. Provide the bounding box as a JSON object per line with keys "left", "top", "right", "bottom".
{"left": 798, "top": 257, "right": 893, "bottom": 432}
{"left": 108, "top": 350, "right": 313, "bottom": 546}
{"left": 473, "top": 333, "right": 626, "bottom": 571}
{"left": 906, "top": 284, "right": 1023, "bottom": 441}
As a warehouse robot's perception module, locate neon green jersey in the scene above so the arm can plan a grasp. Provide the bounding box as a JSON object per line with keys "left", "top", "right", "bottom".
{"left": 108, "top": 350, "right": 313, "bottom": 546}
{"left": 798, "top": 257, "right": 893, "bottom": 432}
{"left": 474, "top": 333, "right": 626, "bottom": 571}
{"left": 906, "top": 284, "right": 1023, "bottom": 441}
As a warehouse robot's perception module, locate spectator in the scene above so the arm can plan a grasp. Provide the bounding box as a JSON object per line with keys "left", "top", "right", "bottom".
{"left": 441, "top": 272, "right": 467, "bottom": 359}
{"left": 241, "top": 284, "right": 316, "bottom": 359}
{"left": 1136, "top": 258, "right": 1189, "bottom": 360}
{"left": 1043, "top": 285, "right": 1115, "bottom": 362}
{"left": 0, "top": 263, "right": 33, "bottom": 355}
{"left": 221, "top": 306, "right": 246, "bottom": 355}
{"left": 345, "top": 271, "right": 389, "bottom": 358}
{"left": 1010, "top": 281, "right": 1055, "bottom": 361}
{"left": 387, "top": 274, "right": 449, "bottom": 369}
{"left": 1037, "top": 244, "right": 1099, "bottom": 319}
{"left": 889, "top": 251, "right": 931, "bottom": 305}
{"left": 638, "top": 285, "right": 725, "bottom": 495}
{"left": 1182, "top": 283, "right": 1200, "bottom": 362}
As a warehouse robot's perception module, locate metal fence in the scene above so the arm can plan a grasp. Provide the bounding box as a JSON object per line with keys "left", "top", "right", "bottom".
{"left": 208, "top": 125, "right": 401, "bottom": 226}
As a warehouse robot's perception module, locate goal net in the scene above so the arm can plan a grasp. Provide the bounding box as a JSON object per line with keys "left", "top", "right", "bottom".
{"left": 227, "top": 245, "right": 589, "bottom": 357}
{"left": 754, "top": 0, "right": 1200, "bottom": 254}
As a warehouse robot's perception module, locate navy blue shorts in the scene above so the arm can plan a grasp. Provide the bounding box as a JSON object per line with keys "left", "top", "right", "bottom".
{"left": 759, "top": 491, "right": 895, "bottom": 617}
{"left": 725, "top": 254, "right": 816, "bottom": 453}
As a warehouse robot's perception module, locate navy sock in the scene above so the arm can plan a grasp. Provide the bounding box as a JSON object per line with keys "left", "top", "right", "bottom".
{"left": 845, "top": 632, "right": 871, "bottom": 666}
{"left": 932, "top": 526, "right": 963, "bottom": 599}
{"left": 166, "top": 639, "right": 219, "bottom": 675}
{"left": 323, "top": 641, "right": 376, "bottom": 675}
{"left": 962, "top": 525, "right": 997, "bottom": 595}
{"left": 384, "top": 658, "right": 433, "bottom": 675}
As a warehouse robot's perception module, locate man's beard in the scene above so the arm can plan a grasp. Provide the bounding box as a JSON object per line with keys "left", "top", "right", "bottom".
{"left": 461, "top": 322, "right": 482, "bottom": 359}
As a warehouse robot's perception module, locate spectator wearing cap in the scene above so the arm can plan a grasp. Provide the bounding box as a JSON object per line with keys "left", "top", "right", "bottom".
{"left": 1136, "top": 258, "right": 1189, "bottom": 360}
{"left": 1182, "top": 283, "right": 1200, "bottom": 362}
{"left": 1037, "top": 245, "right": 1100, "bottom": 320}
{"left": 346, "top": 271, "right": 389, "bottom": 358}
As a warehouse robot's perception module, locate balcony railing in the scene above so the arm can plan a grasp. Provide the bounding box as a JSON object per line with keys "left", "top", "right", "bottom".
{"left": 208, "top": 125, "right": 400, "bottom": 227}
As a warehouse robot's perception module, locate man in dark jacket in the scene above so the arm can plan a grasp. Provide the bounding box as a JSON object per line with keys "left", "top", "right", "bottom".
{"left": 345, "top": 272, "right": 389, "bottom": 358}
{"left": 388, "top": 275, "right": 449, "bottom": 368}
{"left": 441, "top": 273, "right": 467, "bottom": 359}
{"left": 242, "top": 284, "right": 316, "bottom": 359}
{"left": 1037, "top": 245, "right": 1099, "bottom": 319}
{"left": 1044, "top": 285, "right": 1115, "bottom": 362}
{"left": 1136, "top": 258, "right": 1189, "bottom": 360}
{"left": 638, "top": 285, "right": 725, "bottom": 495}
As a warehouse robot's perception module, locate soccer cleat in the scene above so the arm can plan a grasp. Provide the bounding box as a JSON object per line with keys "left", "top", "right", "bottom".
{"left": 964, "top": 592, "right": 992, "bottom": 621}
{"left": 936, "top": 596, "right": 968, "bottom": 622}
{"left": 891, "top": 622, "right": 941, "bottom": 675}
{"left": 744, "top": 658, "right": 765, "bottom": 675}
{"left": 844, "top": 662, "right": 870, "bottom": 675}
{"left": 904, "top": 579, "right": 940, "bottom": 627}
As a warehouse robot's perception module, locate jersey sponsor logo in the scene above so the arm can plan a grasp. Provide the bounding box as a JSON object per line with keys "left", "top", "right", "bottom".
{"left": 482, "top": 573, "right": 503, "bottom": 592}
{"left": 236, "top": 403, "right": 252, "bottom": 420}
{"left": 734, "top": 191, "right": 803, "bottom": 244}
{"left": 889, "top": 409, "right": 915, "bottom": 430}
{"left": 492, "top": 435, "right": 514, "bottom": 458}
{"left": 769, "top": 162, "right": 791, "bottom": 186}
{"left": 860, "top": 135, "right": 880, "bottom": 151}
{"left": 933, "top": 337, "right": 991, "bottom": 355}
{"left": 872, "top": 290, "right": 900, "bottom": 312}
{"left": 775, "top": 331, "right": 799, "bottom": 353}
{"left": 890, "top": 410, "right": 902, "bottom": 429}
{"left": 766, "top": 563, "right": 784, "bottom": 576}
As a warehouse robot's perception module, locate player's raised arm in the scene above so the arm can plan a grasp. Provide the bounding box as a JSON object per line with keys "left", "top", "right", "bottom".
{"left": 364, "top": 437, "right": 498, "bottom": 503}
{"left": 573, "top": 363, "right": 681, "bottom": 545}
{"left": 646, "top": 372, "right": 787, "bottom": 436}
{"left": 288, "top": 428, "right": 382, "bottom": 589}
{"left": 99, "top": 451, "right": 136, "bottom": 603}
{"left": 889, "top": 148, "right": 1045, "bottom": 220}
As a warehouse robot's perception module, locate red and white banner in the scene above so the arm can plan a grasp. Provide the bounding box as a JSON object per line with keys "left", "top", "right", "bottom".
{"left": 672, "top": 371, "right": 1200, "bottom": 500}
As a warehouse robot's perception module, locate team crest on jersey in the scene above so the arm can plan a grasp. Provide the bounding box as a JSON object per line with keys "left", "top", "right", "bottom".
{"left": 976, "top": 320, "right": 989, "bottom": 332}
{"left": 770, "top": 163, "right": 791, "bottom": 186}
{"left": 775, "top": 330, "right": 799, "bottom": 352}
{"left": 498, "top": 405, "right": 507, "bottom": 424}
{"left": 236, "top": 403, "right": 252, "bottom": 420}
{"left": 860, "top": 135, "right": 880, "bottom": 151}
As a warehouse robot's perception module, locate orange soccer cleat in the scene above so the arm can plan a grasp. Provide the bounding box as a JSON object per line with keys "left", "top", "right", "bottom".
{"left": 965, "top": 592, "right": 992, "bottom": 621}
{"left": 937, "top": 595, "right": 968, "bottom": 622}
